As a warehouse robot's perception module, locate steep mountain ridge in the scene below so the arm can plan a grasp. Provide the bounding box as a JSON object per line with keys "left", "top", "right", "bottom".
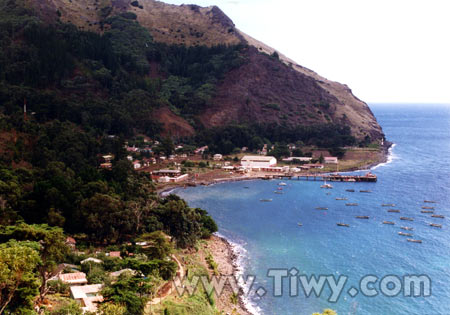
{"left": 28, "top": 0, "right": 384, "bottom": 141}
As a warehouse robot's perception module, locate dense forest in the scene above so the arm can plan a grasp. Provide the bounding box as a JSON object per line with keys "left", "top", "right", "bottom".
{"left": 0, "top": 0, "right": 358, "bottom": 313}
{"left": 0, "top": 1, "right": 222, "bottom": 313}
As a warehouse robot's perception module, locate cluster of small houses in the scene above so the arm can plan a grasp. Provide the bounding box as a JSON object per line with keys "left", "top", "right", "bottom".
{"left": 149, "top": 155, "right": 338, "bottom": 184}
{"left": 98, "top": 141, "right": 339, "bottom": 184}
{"left": 52, "top": 237, "right": 144, "bottom": 313}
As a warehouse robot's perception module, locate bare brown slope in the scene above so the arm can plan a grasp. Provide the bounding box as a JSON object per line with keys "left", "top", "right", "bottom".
{"left": 153, "top": 107, "right": 195, "bottom": 138}
{"left": 31, "top": 0, "right": 384, "bottom": 140}
{"left": 200, "top": 46, "right": 338, "bottom": 128}
{"left": 238, "top": 31, "right": 383, "bottom": 140}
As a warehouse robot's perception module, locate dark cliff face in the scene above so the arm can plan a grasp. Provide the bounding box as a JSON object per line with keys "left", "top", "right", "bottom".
{"left": 31, "top": 0, "right": 384, "bottom": 141}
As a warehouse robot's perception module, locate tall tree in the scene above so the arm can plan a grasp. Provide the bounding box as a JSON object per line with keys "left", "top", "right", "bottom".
{"left": 0, "top": 223, "right": 70, "bottom": 304}
{"left": 0, "top": 240, "right": 41, "bottom": 314}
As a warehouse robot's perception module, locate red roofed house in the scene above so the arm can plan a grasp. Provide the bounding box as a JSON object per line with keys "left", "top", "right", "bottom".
{"left": 66, "top": 237, "right": 76, "bottom": 249}
{"left": 109, "top": 251, "right": 121, "bottom": 259}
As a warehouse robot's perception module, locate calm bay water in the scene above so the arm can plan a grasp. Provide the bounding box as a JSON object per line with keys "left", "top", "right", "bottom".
{"left": 175, "top": 104, "right": 450, "bottom": 315}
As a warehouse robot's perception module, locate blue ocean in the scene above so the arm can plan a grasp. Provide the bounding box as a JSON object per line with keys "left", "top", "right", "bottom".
{"left": 175, "top": 104, "right": 450, "bottom": 315}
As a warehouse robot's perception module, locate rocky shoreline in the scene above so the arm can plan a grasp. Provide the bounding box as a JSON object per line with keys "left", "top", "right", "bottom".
{"left": 207, "top": 235, "right": 252, "bottom": 315}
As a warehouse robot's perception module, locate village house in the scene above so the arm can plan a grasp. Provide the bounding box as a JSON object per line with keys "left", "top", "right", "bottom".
{"left": 81, "top": 257, "right": 103, "bottom": 265}
{"left": 151, "top": 169, "right": 189, "bottom": 183}
{"left": 213, "top": 154, "right": 223, "bottom": 161}
{"left": 132, "top": 161, "right": 141, "bottom": 169}
{"left": 324, "top": 157, "right": 339, "bottom": 164}
{"left": 59, "top": 272, "right": 88, "bottom": 285}
{"left": 70, "top": 284, "right": 103, "bottom": 313}
{"left": 194, "top": 146, "right": 208, "bottom": 154}
{"left": 108, "top": 251, "right": 121, "bottom": 259}
{"left": 241, "top": 155, "right": 277, "bottom": 170}
{"left": 65, "top": 236, "right": 76, "bottom": 249}
{"left": 110, "top": 269, "right": 138, "bottom": 278}
{"left": 301, "top": 163, "right": 324, "bottom": 170}
{"left": 282, "top": 157, "right": 313, "bottom": 163}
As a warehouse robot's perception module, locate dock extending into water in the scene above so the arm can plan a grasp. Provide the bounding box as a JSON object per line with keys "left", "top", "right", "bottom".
{"left": 274, "top": 173, "right": 377, "bottom": 183}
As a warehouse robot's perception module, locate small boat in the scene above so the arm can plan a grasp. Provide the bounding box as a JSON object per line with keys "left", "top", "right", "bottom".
{"left": 346, "top": 189, "right": 355, "bottom": 192}
{"left": 335, "top": 197, "right": 348, "bottom": 200}
{"left": 297, "top": 223, "right": 303, "bottom": 227}
{"left": 430, "top": 223, "right": 442, "bottom": 228}
{"left": 320, "top": 183, "right": 333, "bottom": 189}
{"left": 274, "top": 191, "right": 283, "bottom": 194}
{"left": 421, "top": 210, "right": 434, "bottom": 213}
{"left": 407, "top": 239, "right": 422, "bottom": 244}
{"left": 315, "top": 207, "right": 328, "bottom": 210}
{"left": 400, "top": 217, "right": 414, "bottom": 221}
{"left": 344, "top": 178, "right": 356, "bottom": 182}
{"left": 398, "top": 232, "right": 412, "bottom": 236}
{"left": 388, "top": 209, "right": 400, "bottom": 213}
{"left": 382, "top": 204, "right": 396, "bottom": 207}
{"left": 424, "top": 200, "right": 436, "bottom": 203}
{"left": 346, "top": 203, "right": 358, "bottom": 206}
{"left": 355, "top": 216, "right": 369, "bottom": 219}
{"left": 260, "top": 199, "right": 273, "bottom": 202}
{"left": 383, "top": 221, "right": 395, "bottom": 225}
{"left": 278, "top": 182, "right": 287, "bottom": 186}
{"left": 422, "top": 206, "right": 435, "bottom": 210}
{"left": 337, "top": 223, "right": 350, "bottom": 227}
{"left": 401, "top": 226, "right": 413, "bottom": 231}
{"left": 431, "top": 214, "right": 445, "bottom": 219}
{"left": 360, "top": 190, "right": 372, "bottom": 193}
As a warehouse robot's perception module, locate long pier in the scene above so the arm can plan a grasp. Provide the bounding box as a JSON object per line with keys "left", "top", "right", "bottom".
{"left": 274, "top": 173, "right": 377, "bottom": 183}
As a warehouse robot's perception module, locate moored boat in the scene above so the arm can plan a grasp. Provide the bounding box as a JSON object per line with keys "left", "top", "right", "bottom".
{"left": 382, "top": 203, "right": 396, "bottom": 207}
{"left": 355, "top": 216, "right": 369, "bottom": 219}
{"left": 430, "top": 223, "right": 442, "bottom": 228}
{"left": 383, "top": 221, "right": 395, "bottom": 225}
{"left": 360, "top": 190, "right": 372, "bottom": 193}
{"left": 335, "top": 197, "right": 348, "bottom": 200}
{"left": 260, "top": 199, "right": 273, "bottom": 202}
{"left": 278, "top": 182, "right": 287, "bottom": 186}
{"left": 422, "top": 206, "right": 435, "bottom": 209}
{"left": 388, "top": 209, "right": 400, "bottom": 213}
{"left": 431, "top": 214, "right": 445, "bottom": 219}
{"left": 315, "top": 207, "right": 328, "bottom": 210}
{"left": 297, "top": 223, "right": 303, "bottom": 226}
{"left": 401, "top": 226, "right": 414, "bottom": 231}
{"left": 346, "top": 203, "right": 358, "bottom": 206}
{"left": 337, "top": 223, "right": 350, "bottom": 227}
{"left": 400, "top": 217, "right": 414, "bottom": 221}
{"left": 424, "top": 200, "right": 436, "bottom": 203}
{"left": 398, "top": 232, "right": 412, "bottom": 236}
{"left": 421, "top": 210, "right": 434, "bottom": 213}
{"left": 346, "top": 189, "right": 355, "bottom": 192}
{"left": 274, "top": 191, "right": 283, "bottom": 194}
{"left": 407, "top": 239, "right": 422, "bottom": 243}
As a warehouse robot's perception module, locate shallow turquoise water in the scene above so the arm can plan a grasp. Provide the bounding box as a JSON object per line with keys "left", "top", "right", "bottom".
{"left": 175, "top": 104, "right": 450, "bottom": 315}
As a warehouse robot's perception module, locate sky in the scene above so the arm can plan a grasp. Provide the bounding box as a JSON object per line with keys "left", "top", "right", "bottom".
{"left": 161, "top": 0, "right": 450, "bottom": 104}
